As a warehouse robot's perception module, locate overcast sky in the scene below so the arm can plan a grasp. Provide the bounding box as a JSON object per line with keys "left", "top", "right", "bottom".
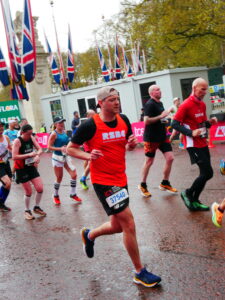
{"left": 0, "top": 0, "right": 124, "bottom": 60}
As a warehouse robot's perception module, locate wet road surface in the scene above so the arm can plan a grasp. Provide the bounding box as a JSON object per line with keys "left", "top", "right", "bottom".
{"left": 0, "top": 144, "right": 225, "bottom": 300}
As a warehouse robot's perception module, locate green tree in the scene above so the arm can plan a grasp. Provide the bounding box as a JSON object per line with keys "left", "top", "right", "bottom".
{"left": 0, "top": 85, "right": 11, "bottom": 101}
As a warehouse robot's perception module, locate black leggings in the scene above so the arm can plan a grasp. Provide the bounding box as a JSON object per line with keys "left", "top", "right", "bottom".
{"left": 187, "top": 161, "right": 213, "bottom": 201}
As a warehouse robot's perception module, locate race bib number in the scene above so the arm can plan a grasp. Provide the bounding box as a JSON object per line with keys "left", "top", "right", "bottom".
{"left": 25, "top": 157, "right": 35, "bottom": 165}
{"left": 106, "top": 188, "right": 129, "bottom": 208}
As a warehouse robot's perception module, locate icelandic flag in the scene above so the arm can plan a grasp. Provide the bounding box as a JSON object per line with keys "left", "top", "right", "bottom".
{"left": 0, "top": 47, "right": 10, "bottom": 86}
{"left": 67, "top": 25, "right": 74, "bottom": 83}
{"left": 97, "top": 46, "right": 110, "bottom": 82}
{"left": 122, "top": 47, "right": 133, "bottom": 77}
{"left": 1, "top": 0, "right": 21, "bottom": 83}
{"left": 11, "top": 82, "right": 29, "bottom": 100}
{"left": 114, "top": 37, "right": 122, "bottom": 80}
{"left": 45, "top": 34, "right": 60, "bottom": 85}
{"left": 22, "top": 0, "right": 36, "bottom": 82}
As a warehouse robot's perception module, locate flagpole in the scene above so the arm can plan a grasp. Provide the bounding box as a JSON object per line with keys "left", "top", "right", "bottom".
{"left": 142, "top": 49, "right": 147, "bottom": 74}
{"left": 49, "top": 0, "right": 67, "bottom": 90}
{"left": 102, "top": 15, "right": 114, "bottom": 80}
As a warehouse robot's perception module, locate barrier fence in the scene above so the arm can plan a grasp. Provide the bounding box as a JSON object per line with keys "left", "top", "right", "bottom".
{"left": 35, "top": 122, "right": 225, "bottom": 148}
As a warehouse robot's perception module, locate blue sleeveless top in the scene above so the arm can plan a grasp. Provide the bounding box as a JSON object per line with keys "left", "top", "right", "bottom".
{"left": 53, "top": 130, "right": 69, "bottom": 156}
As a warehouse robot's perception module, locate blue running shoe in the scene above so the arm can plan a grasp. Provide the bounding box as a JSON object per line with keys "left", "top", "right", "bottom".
{"left": 133, "top": 268, "right": 161, "bottom": 287}
{"left": 80, "top": 227, "right": 94, "bottom": 258}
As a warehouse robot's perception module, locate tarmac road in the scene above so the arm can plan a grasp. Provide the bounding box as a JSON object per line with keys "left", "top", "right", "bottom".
{"left": 0, "top": 144, "right": 225, "bottom": 300}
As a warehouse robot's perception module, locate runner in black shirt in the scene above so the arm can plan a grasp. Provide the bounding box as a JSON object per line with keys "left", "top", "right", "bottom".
{"left": 138, "top": 85, "right": 177, "bottom": 197}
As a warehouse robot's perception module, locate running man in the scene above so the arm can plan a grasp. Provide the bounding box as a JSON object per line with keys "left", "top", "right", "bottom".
{"left": 138, "top": 84, "right": 177, "bottom": 197}
{"left": 0, "top": 121, "right": 12, "bottom": 211}
{"left": 172, "top": 78, "right": 217, "bottom": 211}
{"left": 80, "top": 109, "right": 96, "bottom": 190}
{"left": 48, "top": 116, "right": 82, "bottom": 204}
{"left": 12, "top": 124, "right": 46, "bottom": 220}
{"left": 67, "top": 86, "right": 161, "bottom": 288}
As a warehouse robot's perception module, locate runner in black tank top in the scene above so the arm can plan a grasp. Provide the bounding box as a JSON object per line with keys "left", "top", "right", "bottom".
{"left": 12, "top": 124, "right": 46, "bottom": 220}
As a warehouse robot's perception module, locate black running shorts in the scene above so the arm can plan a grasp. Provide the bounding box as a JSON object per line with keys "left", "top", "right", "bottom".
{"left": 16, "top": 166, "right": 40, "bottom": 184}
{"left": 144, "top": 139, "right": 172, "bottom": 158}
{"left": 187, "top": 146, "right": 210, "bottom": 165}
{"left": 0, "top": 161, "right": 12, "bottom": 179}
{"left": 93, "top": 184, "right": 129, "bottom": 216}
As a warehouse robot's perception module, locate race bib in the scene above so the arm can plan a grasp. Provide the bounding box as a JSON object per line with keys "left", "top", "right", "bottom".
{"left": 25, "top": 157, "right": 35, "bottom": 165}
{"left": 106, "top": 188, "right": 129, "bottom": 208}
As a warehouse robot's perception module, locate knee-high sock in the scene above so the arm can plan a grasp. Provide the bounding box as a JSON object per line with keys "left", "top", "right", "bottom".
{"left": 35, "top": 192, "right": 43, "bottom": 206}
{"left": 70, "top": 179, "right": 76, "bottom": 196}
{"left": 24, "top": 195, "right": 31, "bottom": 211}
{"left": 0, "top": 186, "right": 10, "bottom": 204}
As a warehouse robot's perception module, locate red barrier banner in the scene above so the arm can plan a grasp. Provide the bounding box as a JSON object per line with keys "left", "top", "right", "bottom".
{"left": 131, "top": 122, "right": 144, "bottom": 143}
{"left": 209, "top": 121, "right": 225, "bottom": 141}
{"left": 36, "top": 133, "right": 50, "bottom": 148}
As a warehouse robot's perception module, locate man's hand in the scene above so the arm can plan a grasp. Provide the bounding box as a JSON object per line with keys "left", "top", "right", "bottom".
{"left": 28, "top": 151, "right": 37, "bottom": 158}
{"left": 209, "top": 117, "right": 218, "bottom": 125}
{"left": 127, "top": 134, "right": 138, "bottom": 151}
{"left": 90, "top": 149, "right": 104, "bottom": 160}
{"left": 192, "top": 129, "right": 202, "bottom": 137}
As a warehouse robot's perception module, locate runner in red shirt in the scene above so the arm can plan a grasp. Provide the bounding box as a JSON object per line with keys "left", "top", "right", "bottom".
{"left": 172, "top": 78, "right": 217, "bottom": 211}
{"left": 67, "top": 86, "right": 161, "bottom": 288}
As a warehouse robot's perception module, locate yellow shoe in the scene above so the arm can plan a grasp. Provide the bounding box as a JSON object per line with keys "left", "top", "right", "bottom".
{"left": 159, "top": 182, "right": 178, "bottom": 193}
{"left": 211, "top": 202, "right": 223, "bottom": 228}
{"left": 138, "top": 184, "right": 152, "bottom": 197}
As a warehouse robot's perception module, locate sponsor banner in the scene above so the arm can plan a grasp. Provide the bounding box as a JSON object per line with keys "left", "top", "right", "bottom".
{"left": 36, "top": 133, "right": 50, "bottom": 148}
{"left": 131, "top": 121, "right": 144, "bottom": 143}
{"left": 0, "top": 100, "right": 21, "bottom": 123}
{"left": 210, "top": 121, "right": 225, "bottom": 141}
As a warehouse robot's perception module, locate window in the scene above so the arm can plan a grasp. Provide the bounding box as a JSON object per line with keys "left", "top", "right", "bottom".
{"left": 77, "top": 98, "right": 87, "bottom": 118}
{"left": 139, "top": 81, "right": 156, "bottom": 106}
{"left": 87, "top": 98, "right": 97, "bottom": 111}
{"left": 50, "top": 100, "right": 63, "bottom": 120}
{"left": 180, "top": 78, "right": 197, "bottom": 101}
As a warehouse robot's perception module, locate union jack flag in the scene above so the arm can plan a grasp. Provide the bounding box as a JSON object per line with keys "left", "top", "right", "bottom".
{"left": 11, "top": 82, "right": 29, "bottom": 100}
{"left": 0, "top": 47, "right": 10, "bottom": 86}
{"left": 67, "top": 25, "right": 74, "bottom": 83}
{"left": 1, "top": 0, "right": 21, "bottom": 83}
{"left": 122, "top": 47, "right": 133, "bottom": 77}
{"left": 136, "top": 42, "right": 143, "bottom": 73}
{"left": 45, "top": 34, "right": 60, "bottom": 85}
{"left": 97, "top": 46, "right": 110, "bottom": 82}
{"left": 22, "top": 0, "right": 36, "bottom": 82}
{"left": 114, "top": 36, "right": 122, "bottom": 80}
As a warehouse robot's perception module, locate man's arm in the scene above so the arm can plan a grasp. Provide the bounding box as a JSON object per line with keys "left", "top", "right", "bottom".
{"left": 144, "top": 110, "right": 170, "bottom": 125}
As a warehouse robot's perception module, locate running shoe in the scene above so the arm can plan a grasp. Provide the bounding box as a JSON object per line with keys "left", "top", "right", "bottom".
{"left": 211, "top": 202, "right": 223, "bottom": 227}
{"left": 80, "top": 227, "right": 94, "bottom": 258}
{"left": 24, "top": 210, "right": 35, "bottom": 220}
{"left": 53, "top": 195, "right": 61, "bottom": 205}
{"left": 192, "top": 200, "right": 209, "bottom": 211}
{"left": 0, "top": 203, "right": 11, "bottom": 212}
{"left": 80, "top": 178, "right": 89, "bottom": 190}
{"left": 181, "top": 191, "right": 195, "bottom": 211}
{"left": 159, "top": 182, "right": 178, "bottom": 193}
{"left": 138, "top": 184, "right": 151, "bottom": 197}
{"left": 70, "top": 194, "right": 82, "bottom": 202}
{"left": 133, "top": 268, "right": 161, "bottom": 287}
{"left": 33, "top": 206, "right": 47, "bottom": 216}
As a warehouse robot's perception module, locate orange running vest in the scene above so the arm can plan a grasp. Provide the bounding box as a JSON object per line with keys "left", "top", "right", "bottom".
{"left": 86, "top": 114, "right": 128, "bottom": 186}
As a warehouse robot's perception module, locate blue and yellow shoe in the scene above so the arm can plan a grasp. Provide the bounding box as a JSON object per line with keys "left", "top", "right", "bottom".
{"left": 80, "top": 178, "right": 89, "bottom": 190}
{"left": 80, "top": 227, "right": 94, "bottom": 258}
{"left": 133, "top": 268, "right": 161, "bottom": 287}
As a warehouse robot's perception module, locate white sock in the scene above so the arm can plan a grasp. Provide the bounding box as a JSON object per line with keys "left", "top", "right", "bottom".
{"left": 54, "top": 182, "right": 60, "bottom": 196}
{"left": 24, "top": 195, "right": 31, "bottom": 211}
{"left": 35, "top": 192, "right": 43, "bottom": 207}
{"left": 70, "top": 179, "right": 76, "bottom": 196}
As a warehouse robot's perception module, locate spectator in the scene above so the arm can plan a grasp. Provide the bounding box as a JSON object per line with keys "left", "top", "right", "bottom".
{"left": 71, "top": 111, "right": 80, "bottom": 135}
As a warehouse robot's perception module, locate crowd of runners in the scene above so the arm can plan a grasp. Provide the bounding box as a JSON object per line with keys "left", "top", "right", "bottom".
{"left": 0, "top": 77, "right": 224, "bottom": 288}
